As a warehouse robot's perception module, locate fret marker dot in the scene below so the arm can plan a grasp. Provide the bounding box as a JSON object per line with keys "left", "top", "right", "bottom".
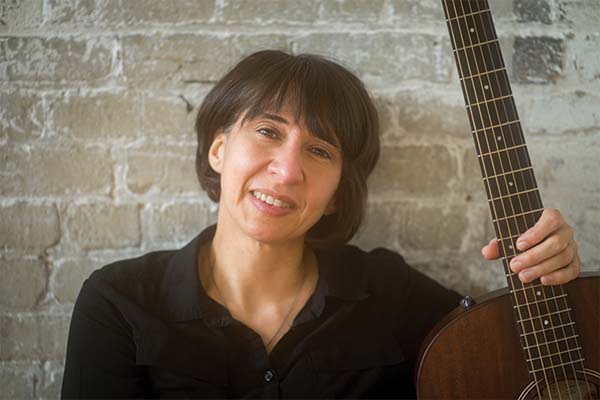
{"left": 536, "top": 290, "right": 542, "bottom": 296}
{"left": 508, "top": 244, "right": 513, "bottom": 250}
{"left": 484, "top": 84, "right": 490, "bottom": 90}
{"left": 469, "top": 27, "right": 475, "bottom": 33}
{"left": 509, "top": 181, "right": 514, "bottom": 187}
{"left": 497, "top": 136, "right": 502, "bottom": 141}
{"left": 544, "top": 320, "right": 549, "bottom": 326}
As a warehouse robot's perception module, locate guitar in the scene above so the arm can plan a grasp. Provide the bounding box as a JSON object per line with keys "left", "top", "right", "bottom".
{"left": 416, "top": 1, "right": 600, "bottom": 399}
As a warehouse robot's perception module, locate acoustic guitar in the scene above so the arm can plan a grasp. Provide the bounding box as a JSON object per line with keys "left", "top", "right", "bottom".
{"left": 416, "top": 1, "right": 600, "bottom": 399}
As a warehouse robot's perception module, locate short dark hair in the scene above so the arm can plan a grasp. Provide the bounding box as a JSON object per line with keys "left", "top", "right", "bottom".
{"left": 195, "top": 50, "right": 380, "bottom": 248}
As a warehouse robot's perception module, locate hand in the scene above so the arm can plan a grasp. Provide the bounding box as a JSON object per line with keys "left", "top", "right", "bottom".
{"left": 481, "top": 208, "right": 580, "bottom": 285}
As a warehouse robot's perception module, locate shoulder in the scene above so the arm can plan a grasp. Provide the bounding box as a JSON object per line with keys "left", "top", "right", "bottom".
{"left": 78, "top": 249, "right": 177, "bottom": 314}
{"left": 328, "top": 244, "right": 462, "bottom": 315}
{"left": 329, "top": 244, "right": 441, "bottom": 292}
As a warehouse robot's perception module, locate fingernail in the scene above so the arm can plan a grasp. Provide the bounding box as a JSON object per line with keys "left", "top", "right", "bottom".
{"left": 511, "top": 260, "right": 522, "bottom": 271}
{"left": 519, "top": 270, "right": 533, "bottom": 282}
{"left": 517, "top": 240, "right": 528, "bottom": 251}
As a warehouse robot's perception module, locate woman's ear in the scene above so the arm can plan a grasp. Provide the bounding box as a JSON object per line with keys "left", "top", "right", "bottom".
{"left": 324, "top": 198, "right": 336, "bottom": 216}
{"left": 208, "top": 133, "right": 227, "bottom": 173}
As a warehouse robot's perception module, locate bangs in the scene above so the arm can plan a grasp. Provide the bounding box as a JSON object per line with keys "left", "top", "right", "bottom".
{"left": 236, "top": 54, "right": 372, "bottom": 159}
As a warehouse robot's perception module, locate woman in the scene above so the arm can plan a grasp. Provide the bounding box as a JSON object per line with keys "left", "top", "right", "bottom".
{"left": 62, "top": 50, "right": 580, "bottom": 398}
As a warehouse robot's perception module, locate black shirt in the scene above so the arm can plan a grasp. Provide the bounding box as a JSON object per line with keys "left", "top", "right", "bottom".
{"left": 61, "top": 225, "right": 462, "bottom": 399}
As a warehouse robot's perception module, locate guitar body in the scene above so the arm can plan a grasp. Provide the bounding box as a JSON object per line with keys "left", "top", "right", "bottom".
{"left": 417, "top": 274, "right": 600, "bottom": 399}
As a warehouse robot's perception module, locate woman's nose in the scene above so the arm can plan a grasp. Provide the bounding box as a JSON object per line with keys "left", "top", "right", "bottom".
{"left": 267, "top": 143, "right": 304, "bottom": 184}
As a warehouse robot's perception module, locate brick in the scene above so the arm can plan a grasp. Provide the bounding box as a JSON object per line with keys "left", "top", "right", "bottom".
{"left": 0, "top": 0, "right": 43, "bottom": 30}
{"left": 368, "top": 145, "right": 458, "bottom": 196}
{"left": 0, "top": 36, "right": 113, "bottom": 82}
{"left": 557, "top": 0, "right": 600, "bottom": 32}
{"left": 389, "top": 0, "right": 442, "bottom": 20}
{"left": 121, "top": 33, "right": 289, "bottom": 85}
{"left": 0, "top": 315, "right": 70, "bottom": 361}
{"left": 51, "top": 91, "right": 143, "bottom": 140}
{"left": 0, "top": 203, "right": 60, "bottom": 252}
{"left": 47, "top": 0, "right": 215, "bottom": 27}
{"left": 0, "top": 258, "right": 46, "bottom": 310}
{"left": 528, "top": 136, "right": 600, "bottom": 197}
{"left": 293, "top": 33, "right": 453, "bottom": 88}
{"left": 0, "top": 145, "right": 113, "bottom": 196}
{"left": 142, "top": 94, "right": 196, "bottom": 139}
{"left": 520, "top": 91, "right": 600, "bottom": 134}
{"left": 126, "top": 148, "right": 199, "bottom": 195}
{"left": 354, "top": 201, "right": 468, "bottom": 251}
{"left": 143, "top": 202, "right": 211, "bottom": 246}
{"left": 67, "top": 204, "right": 141, "bottom": 250}
{"left": 574, "top": 34, "right": 600, "bottom": 81}
{"left": 381, "top": 91, "right": 470, "bottom": 143}
{"left": 403, "top": 204, "right": 469, "bottom": 251}
{"left": 39, "top": 361, "right": 64, "bottom": 400}
{"left": 0, "top": 362, "right": 37, "bottom": 399}
{"left": 320, "top": 0, "right": 385, "bottom": 22}
{"left": 52, "top": 258, "right": 104, "bottom": 303}
{"left": 515, "top": 0, "right": 552, "bottom": 24}
{"left": 513, "top": 37, "right": 564, "bottom": 84}
{"left": 0, "top": 90, "right": 44, "bottom": 142}
{"left": 222, "top": 0, "right": 319, "bottom": 23}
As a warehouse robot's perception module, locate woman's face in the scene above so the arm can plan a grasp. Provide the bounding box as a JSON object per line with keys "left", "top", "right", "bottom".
{"left": 208, "top": 106, "right": 342, "bottom": 245}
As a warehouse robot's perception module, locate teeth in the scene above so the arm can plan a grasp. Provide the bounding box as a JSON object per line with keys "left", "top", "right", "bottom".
{"left": 252, "top": 191, "right": 291, "bottom": 208}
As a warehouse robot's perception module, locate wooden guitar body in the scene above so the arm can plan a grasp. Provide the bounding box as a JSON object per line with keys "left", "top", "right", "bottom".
{"left": 417, "top": 274, "right": 600, "bottom": 399}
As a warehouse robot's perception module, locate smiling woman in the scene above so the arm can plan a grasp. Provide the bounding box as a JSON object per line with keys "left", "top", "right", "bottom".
{"left": 61, "top": 50, "right": 581, "bottom": 399}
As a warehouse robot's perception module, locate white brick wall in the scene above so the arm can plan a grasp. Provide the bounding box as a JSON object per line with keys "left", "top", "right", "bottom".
{"left": 1, "top": 0, "right": 599, "bottom": 397}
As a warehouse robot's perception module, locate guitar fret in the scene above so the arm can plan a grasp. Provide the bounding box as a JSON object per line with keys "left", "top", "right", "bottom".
{"left": 445, "top": 9, "right": 490, "bottom": 22}
{"left": 472, "top": 119, "right": 520, "bottom": 134}
{"left": 529, "top": 358, "right": 584, "bottom": 374}
{"left": 454, "top": 38, "right": 500, "bottom": 53}
{"left": 513, "top": 294, "right": 568, "bottom": 308}
{"left": 467, "top": 94, "right": 514, "bottom": 108}
{"left": 484, "top": 166, "right": 533, "bottom": 180}
{"left": 517, "top": 308, "right": 572, "bottom": 324}
{"left": 509, "top": 283, "right": 544, "bottom": 293}
{"left": 523, "top": 334, "right": 579, "bottom": 351}
{"left": 488, "top": 188, "right": 539, "bottom": 203}
{"left": 460, "top": 67, "right": 507, "bottom": 81}
{"left": 478, "top": 144, "right": 527, "bottom": 158}
{"left": 493, "top": 208, "right": 544, "bottom": 223}
{"left": 519, "top": 321, "right": 575, "bottom": 337}
{"left": 526, "top": 346, "right": 582, "bottom": 363}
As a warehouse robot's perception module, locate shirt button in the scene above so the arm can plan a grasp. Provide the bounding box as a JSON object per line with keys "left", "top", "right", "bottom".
{"left": 263, "top": 370, "right": 274, "bottom": 382}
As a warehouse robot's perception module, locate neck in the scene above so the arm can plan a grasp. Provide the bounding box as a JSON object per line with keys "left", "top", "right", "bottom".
{"left": 201, "top": 218, "right": 311, "bottom": 316}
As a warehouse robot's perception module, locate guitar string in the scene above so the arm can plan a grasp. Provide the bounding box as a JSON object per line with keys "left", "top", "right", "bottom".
{"left": 444, "top": 1, "right": 546, "bottom": 398}
{"left": 466, "top": 2, "right": 567, "bottom": 396}
{"left": 482, "top": 7, "right": 589, "bottom": 397}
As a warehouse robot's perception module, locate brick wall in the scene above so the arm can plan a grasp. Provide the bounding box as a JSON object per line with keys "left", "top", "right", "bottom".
{"left": 1, "top": 0, "right": 599, "bottom": 397}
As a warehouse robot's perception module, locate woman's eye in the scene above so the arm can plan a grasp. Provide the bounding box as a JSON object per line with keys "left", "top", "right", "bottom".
{"left": 310, "top": 147, "right": 332, "bottom": 159}
{"left": 257, "top": 128, "right": 278, "bottom": 139}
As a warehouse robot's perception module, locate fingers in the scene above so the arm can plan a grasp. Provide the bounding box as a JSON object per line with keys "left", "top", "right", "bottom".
{"left": 513, "top": 240, "right": 579, "bottom": 284}
{"left": 481, "top": 238, "right": 499, "bottom": 260}
{"left": 515, "top": 208, "right": 569, "bottom": 251}
{"left": 510, "top": 224, "right": 574, "bottom": 271}
{"left": 539, "top": 253, "right": 581, "bottom": 286}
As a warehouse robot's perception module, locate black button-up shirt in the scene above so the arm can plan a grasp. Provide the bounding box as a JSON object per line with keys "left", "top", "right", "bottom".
{"left": 61, "top": 225, "right": 462, "bottom": 398}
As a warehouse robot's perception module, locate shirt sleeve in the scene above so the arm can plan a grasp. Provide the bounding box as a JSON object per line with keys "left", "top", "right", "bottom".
{"left": 61, "top": 277, "right": 147, "bottom": 399}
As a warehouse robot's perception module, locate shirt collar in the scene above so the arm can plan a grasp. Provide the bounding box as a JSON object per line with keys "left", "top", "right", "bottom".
{"left": 158, "top": 225, "right": 370, "bottom": 323}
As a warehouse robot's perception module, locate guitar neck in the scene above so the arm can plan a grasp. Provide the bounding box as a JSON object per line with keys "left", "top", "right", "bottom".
{"left": 441, "top": 0, "right": 585, "bottom": 381}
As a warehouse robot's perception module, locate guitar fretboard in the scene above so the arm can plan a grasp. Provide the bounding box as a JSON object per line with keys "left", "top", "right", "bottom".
{"left": 441, "top": 0, "right": 585, "bottom": 385}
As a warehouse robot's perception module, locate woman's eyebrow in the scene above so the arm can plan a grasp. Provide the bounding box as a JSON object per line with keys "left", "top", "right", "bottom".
{"left": 258, "top": 112, "right": 289, "bottom": 125}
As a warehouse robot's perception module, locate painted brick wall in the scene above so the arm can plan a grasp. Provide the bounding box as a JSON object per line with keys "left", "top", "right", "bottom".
{"left": 1, "top": 0, "right": 599, "bottom": 397}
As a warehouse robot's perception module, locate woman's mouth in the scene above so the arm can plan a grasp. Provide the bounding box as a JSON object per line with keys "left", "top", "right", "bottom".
{"left": 252, "top": 190, "right": 293, "bottom": 209}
